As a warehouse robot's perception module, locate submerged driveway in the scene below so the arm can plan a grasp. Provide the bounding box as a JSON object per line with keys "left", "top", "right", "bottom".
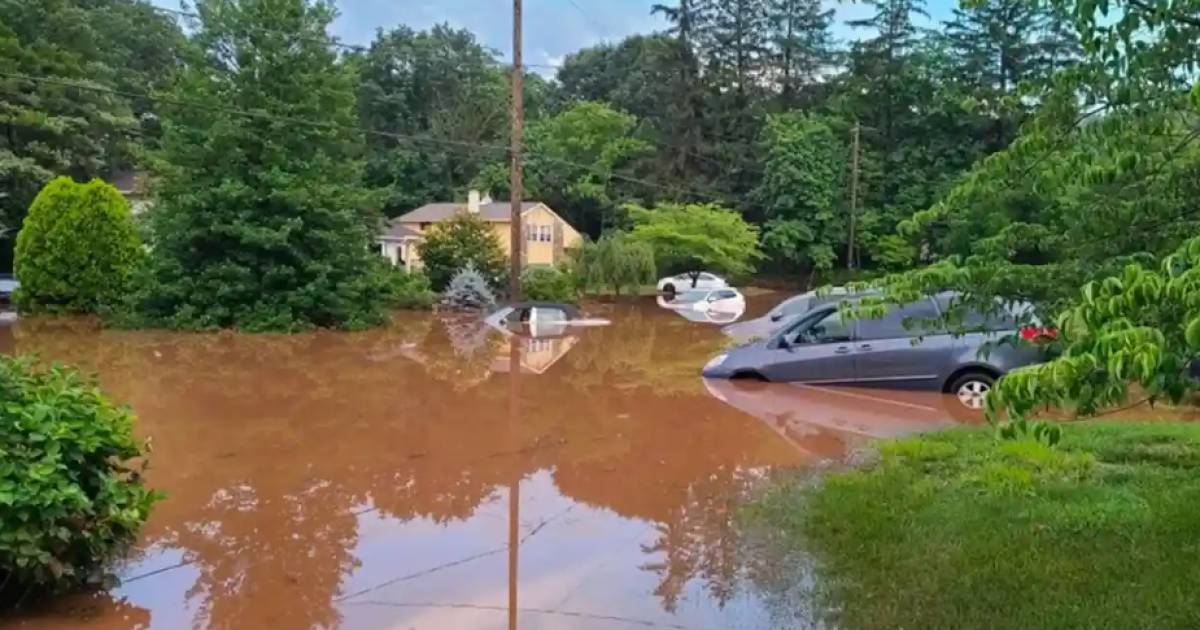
{"left": 5, "top": 297, "right": 975, "bottom": 629}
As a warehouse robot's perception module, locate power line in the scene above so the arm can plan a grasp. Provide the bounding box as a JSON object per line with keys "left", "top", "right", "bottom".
{"left": 0, "top": 70, "right": 729, "bottom": 205}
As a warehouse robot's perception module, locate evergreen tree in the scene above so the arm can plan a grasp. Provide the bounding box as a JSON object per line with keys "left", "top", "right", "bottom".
{"left": 124, "top": 0, "right": 390, "bottom": 331}
{"left": 765, "top": 0, "right": 836, "bottom": 109}
{"left": 0, "top": 0, "right": 182, "bottom": 271}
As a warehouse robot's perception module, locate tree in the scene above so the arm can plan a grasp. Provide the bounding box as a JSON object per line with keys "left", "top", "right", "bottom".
{"left": 354, "top": 24, "right": 510, "bottom": 217}
{"left": 440, "top": 263, "right": 497, "bottom": 311}
{"left": 576, "top": 232, "right": 657, "bottom": 297}
{"left": 0, "top": 0, "right": 182, "bottom": 271}
{"left": 755, "top": 114, "right": 846, "bottom": 273}
{"left": 942, "top": 0, "right": 1080, "bottom": 150}
{"left": 517, "top": 102, "right": 653, "bottom": 236}
{"left": 122, "top": 0, "right": 391, "bottom": 332}
{"left": 627, "top": 202, "right": 762, "bottom": 286}
{"left": 13, "top": 177, "right": 142, "bottom": 314}
{"left": 417, "top": 213, "right": 506, "bottom": 292}
{"left": 765, "top": 0, "right": 836, "bottom": 108}
{"left": 557, "top": 35, "right": 699, "bottom": 185}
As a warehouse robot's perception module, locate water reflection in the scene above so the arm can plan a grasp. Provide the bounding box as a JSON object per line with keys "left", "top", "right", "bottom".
{"left": 4, "top": 299, "right": 966, "bottom": 630}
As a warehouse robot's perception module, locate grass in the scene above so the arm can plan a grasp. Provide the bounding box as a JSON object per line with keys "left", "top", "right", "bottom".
{"left": 749, "top": 422, "right": 1200, "bottom": 630}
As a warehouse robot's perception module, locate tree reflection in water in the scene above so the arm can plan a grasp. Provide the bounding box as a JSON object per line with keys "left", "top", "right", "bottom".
{"left": 7, "top": 302, "right": 833, "bottom": 630}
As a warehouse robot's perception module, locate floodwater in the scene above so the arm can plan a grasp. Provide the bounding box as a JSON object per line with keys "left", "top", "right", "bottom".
{"left": 1, "top": 296, "right": 981, "bottom": 630}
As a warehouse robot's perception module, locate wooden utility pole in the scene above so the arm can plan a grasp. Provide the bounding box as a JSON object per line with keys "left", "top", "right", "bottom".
{"left": 509, "top": 0, "right": 524, "bottom": 300}
{"left": 847, "top": 121, "right": 860, "bottom": 270}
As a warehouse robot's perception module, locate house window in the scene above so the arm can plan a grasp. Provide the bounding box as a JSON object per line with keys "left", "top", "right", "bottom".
{"left": 526, "top": 225, "right": 537, "bottom": 242}
{"left": 539, "top": 225, "right": 552, "bottom": 242}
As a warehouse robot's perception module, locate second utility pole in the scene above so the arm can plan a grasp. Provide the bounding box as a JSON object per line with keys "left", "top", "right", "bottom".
{"left": 847, "top": 120, "right": 860, "bottom": 271}
{"left": 509, "top": 0, "right": 524, "bottom": 300}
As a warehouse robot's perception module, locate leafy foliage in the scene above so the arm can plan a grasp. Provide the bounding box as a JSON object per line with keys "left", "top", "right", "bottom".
{"left": 756, "top": 113, "right": 846, "bottom": 273}
{"left": 119, "top": 0, "right": 391, "bottom": 332}
{"left": 521, "top": 266, "right": 579, "bottom": 303}
{"left": 0, "top": 0, "right": 183, "bottom": 270}
{"left": 355, "top": 24, "right": 513, "bottom": 217}
{"left": 0, "top": 355, "right": 160, "bottom": 598}
{"left": 522, "top": 102, "right": 654, "bottom": 235}
{"left": 440, "top": 263, "right": 497, "bottom": 311}
{"left": 14, "top": 177, "right": 142, "bottom": 314}
{"left": 575, "top": 233, "right": 657, "bottom": 297}
{"left": 383, "top": 267, "right": 435, "bottom": 310}
{"left": 417, "top": 213, "right": 507, "bottom": 292}
{"left": 627, "top": 202, "right": 762, "bottom": 280}
{"left": 986, "top": 237, "right": 1200, "bottom": 422}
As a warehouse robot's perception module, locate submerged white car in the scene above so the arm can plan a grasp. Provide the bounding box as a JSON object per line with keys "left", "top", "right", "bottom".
{"left": 660, "top": 288, "right": 746, "bottom": 314}
{"left": 656, "top": 272, "right": 727, "bottom": 295}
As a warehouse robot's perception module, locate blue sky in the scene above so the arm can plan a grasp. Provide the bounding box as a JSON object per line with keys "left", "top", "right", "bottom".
{"left": 152, "top": 0, "right": 960, "bottom": 71}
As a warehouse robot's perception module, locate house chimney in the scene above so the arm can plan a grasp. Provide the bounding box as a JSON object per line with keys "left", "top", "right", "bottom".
{"left": 468, "top": 189, "right": 481, "bottom": 214}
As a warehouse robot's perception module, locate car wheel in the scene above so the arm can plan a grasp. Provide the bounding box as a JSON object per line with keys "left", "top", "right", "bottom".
{"left": 950, "top": 372, "right": 995, "bottom": 411}
{"left": 663, "top": 283, "right": 675, "bottom": 296}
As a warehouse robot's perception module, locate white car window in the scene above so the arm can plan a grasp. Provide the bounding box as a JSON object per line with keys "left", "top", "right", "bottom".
{"left": 700, "top": 273, "right": 716, "bottom": 281}
{"left": 533, "top": 307, "right": 568, "bottom": 323}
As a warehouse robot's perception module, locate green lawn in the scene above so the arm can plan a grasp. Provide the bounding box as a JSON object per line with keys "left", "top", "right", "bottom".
{"left": 750, "top": 422, "right": 1200, "bottom": 630}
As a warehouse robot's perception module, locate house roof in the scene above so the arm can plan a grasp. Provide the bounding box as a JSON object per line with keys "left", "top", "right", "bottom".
{"left": 378, "top": 220, "right": 421, "bottom": 241}
{"left": 397, "top": 202, "right": 542, "bottom": 223}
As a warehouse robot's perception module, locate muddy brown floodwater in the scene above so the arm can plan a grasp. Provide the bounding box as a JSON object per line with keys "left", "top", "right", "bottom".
{"left": 1, "top": 295, "right": 981, "bottom": 630}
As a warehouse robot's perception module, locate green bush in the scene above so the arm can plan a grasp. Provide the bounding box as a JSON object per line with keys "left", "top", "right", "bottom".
{"left": 521, "top": 266, "right": 579, "bottom": 303}
{"left": 13, "top": 177, "right": 143, "bottom": 314}
{"left": 385, "top": 267, "right": 436, "bottom": 309}
{"left": 0, "top": 355, "right": 160, "bottom": 599}
{"left": 418, "top": 214, "right": 507, "bottom": 291}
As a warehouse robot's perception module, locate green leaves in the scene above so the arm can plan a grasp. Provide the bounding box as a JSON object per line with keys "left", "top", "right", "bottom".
{"left": 1186, "top": 317, "right": 1200, "bottom": 350}
{"left": 117, "top": 0, "right": 391, "bottom": 332}
{"left": 417, "top": 213, "right": 507, "bottom": 293}
{"left": 14, "top": 177, "right": 143, "bottom": 314}
{"left": 0, "top": 355, "right": 159, "bottom": 598}
{"left": 626, "top": 202, "right": 763, "bottom": 280}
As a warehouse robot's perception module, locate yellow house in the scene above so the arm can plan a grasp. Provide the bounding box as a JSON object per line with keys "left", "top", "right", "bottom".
{"left": 378, "top": 190, "right": 583, "bottom": 271}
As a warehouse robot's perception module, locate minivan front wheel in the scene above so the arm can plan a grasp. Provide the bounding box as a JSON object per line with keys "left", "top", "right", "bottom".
{"left": 950, "top": 372, "right": 995, "bottom": 411}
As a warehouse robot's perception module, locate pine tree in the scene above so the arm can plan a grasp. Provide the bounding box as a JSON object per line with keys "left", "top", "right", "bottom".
{"left": 766, "top": 0, "right": 836, "bottom": 109}
{"left": 125, "top": 0, "right": 390, "bottom": 331}
{"left": 847, "top": 0, "right": 928, "bottom": 152}
{"left": 943, "top": 0, "right": 1081, "bottom": 148}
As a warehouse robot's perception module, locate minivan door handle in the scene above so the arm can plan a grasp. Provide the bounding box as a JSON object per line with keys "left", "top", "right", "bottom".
{"left": 835, "top": 346, "right": 852, "bottom": 354}
{"left": 858, "top": 343, "right": 873, "bottom": 351}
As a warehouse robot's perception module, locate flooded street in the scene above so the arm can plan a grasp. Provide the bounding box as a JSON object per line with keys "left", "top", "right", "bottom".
{"left": 1, "top": 296, "right": 978, "bottom": 630}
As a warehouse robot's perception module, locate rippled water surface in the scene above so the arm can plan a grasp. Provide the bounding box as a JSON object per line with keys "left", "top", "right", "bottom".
{"left": 1, "top": 296, "right": 981, "bottom": 629}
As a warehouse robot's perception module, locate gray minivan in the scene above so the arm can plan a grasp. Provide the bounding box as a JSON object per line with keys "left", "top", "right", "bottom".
{"left": 702, "top": 294, "right": 1047, "bottom": 409}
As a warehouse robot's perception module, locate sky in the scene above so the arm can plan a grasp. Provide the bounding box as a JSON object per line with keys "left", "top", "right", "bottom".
{"left": 151, "top": 0, "right": 960, "bottom": 72}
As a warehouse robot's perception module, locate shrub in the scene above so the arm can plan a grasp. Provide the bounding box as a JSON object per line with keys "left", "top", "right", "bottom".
{"left": 13, "top": 177, "right": 142, "bottom": 314}
{"left": 385, "top": 267, "right": 436, "bottom": 310}
{"left": 441, "top": 263, "right": 497, "bottom": 311}
{"left": 0, "top": 356, "right": 160, "bottom": 600}
{"left": 418, "top": 213, "right": 507, "bottom": 291}
{"left": 521, "top": 266, "right": 579, "bottom": 303}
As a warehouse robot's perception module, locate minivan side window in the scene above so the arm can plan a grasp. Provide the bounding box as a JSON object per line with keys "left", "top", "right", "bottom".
{"left": 856, "top": 299, "right": 943, "bottom": 341}
{"left": 787, "top": 309, "right": 852, "bottom": 345}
